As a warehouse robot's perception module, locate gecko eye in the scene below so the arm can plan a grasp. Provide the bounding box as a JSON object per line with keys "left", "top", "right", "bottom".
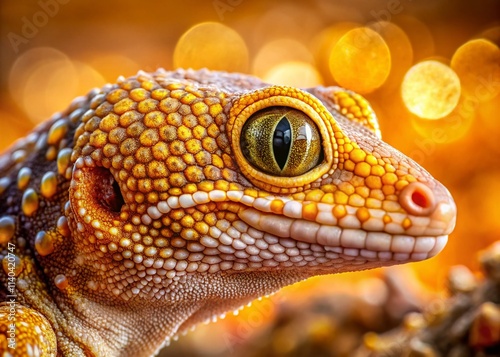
{"left": 240, "top": 107, "right": 323, "bottom": 176}
{"left": 229, "top": 86, "right": 339, "bottom": 190}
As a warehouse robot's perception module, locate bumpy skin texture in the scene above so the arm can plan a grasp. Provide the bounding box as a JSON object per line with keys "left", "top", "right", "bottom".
{"left": 0, "top": 69, "right": 456, "bottom": 356}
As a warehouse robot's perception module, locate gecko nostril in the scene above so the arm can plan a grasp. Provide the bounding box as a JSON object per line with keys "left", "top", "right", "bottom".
{"left": 412, "top": 190, "right": 429, "bottom": 209}
{"left": 400, "top": 182, "right": 436, "bottom": 216}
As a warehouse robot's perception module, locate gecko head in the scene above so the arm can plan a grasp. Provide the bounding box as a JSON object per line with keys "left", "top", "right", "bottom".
{"left": 66, "top": 70, "right": 456, "bottom": 334}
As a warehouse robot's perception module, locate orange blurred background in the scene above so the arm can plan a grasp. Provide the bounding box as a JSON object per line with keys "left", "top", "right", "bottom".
{"left": 1, "top": 1, "right": 499, "bottom": 356}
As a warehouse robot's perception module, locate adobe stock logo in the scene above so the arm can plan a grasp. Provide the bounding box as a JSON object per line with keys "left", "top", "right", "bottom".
{"left": 7, "top": 0, "right": 70, "bottom": 54}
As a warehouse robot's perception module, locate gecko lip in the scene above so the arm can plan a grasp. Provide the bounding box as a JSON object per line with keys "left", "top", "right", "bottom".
{"left": 238, "top": 208, "right": 449, "bottom": 262}
{"left": 430, "top": 200, "right": 457, "bottom": 235}
{"left": 141, "top": 188, "right": 456, "bottom": 254}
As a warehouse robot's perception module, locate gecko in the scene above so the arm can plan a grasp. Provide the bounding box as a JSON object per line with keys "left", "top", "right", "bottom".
{"left": 0, "top": 68, "right": 456, "bottom": 356}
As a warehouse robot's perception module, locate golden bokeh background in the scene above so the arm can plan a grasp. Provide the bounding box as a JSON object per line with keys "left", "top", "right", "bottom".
{"left": 1, "top": 0, "right": 499, "bottom": 356}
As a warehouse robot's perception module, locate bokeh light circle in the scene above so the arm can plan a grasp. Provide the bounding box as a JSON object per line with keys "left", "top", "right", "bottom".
{"left": 263, "top": 61, "right": 323, "bottom": 87}
{"left": 451, "top": 39, "right": 500, "bottom": 101}
{"left": 173, "top": 22, "right": 249, "bottom": 72}
{"left": 89, "top": 54, "right": 140, "bottom": 83}
{"left": 252, "top": 38, "right": 314, "bottom": 79}
{"left": 9, "top": 47, "right": 105, "bottom": 124}
{"left": 329, "top": 27, "right": 391, "bottom": 94}
{"left": 395, "top": 15, "right": 435, "bottom": 62}
{"left": 401, "top": 60, "right": 461, "bottom": 120}
{"left": 479, "top": 26, "right": 500, "bottom": 46}
{"left": 410, "top": 96, "right": 474, "bottom": 145}
{"left": 368, "top": 21, "right": 413, "bottom": 91}
{"left": 311, "top": 22, "right": 360, "bottom": 84}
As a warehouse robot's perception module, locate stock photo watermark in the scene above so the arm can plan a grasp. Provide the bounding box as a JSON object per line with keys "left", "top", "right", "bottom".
{"left": 221, "top": 295, "right": 276, "bottom": 347}
{"left": 4, "top": 242, "right": 18, "bottom": 350}
{"left": 349, "top": 0, "right": 414, "bottom": 50}
{"left": 7, "top": 0, "right": 70, "bottom": 54}
{"left": 213, "top": 0, "right": 245, "bottom": 21}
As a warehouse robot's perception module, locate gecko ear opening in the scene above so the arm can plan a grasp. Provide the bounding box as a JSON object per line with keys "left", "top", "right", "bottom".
{"left": 95, "top": 167, "right": 125, "bottom": 213}
{"left": 69, "top": 157, "right": 125, "bottom": 243}
{"left": 72, "top": 164, "right": 124, "bottom": 215}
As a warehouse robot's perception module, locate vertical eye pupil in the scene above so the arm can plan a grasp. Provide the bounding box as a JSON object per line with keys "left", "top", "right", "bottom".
{"left": 239, "top": 106, "right": 323, "bottom": 177}
{"left": 273, "top": 117, "right": 291, "bottom": 170}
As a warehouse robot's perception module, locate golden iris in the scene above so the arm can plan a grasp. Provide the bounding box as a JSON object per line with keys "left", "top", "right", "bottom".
{"left": 240, "top": 107, "right": 323, "bottom": 176}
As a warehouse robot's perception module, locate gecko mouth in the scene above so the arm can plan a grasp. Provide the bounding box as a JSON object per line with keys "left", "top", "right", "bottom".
{"left": 141, "top": 185, "right": 455, "bottom": 262}
{"left": 238, "top": 208, "right": 449, "bottom": 261}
